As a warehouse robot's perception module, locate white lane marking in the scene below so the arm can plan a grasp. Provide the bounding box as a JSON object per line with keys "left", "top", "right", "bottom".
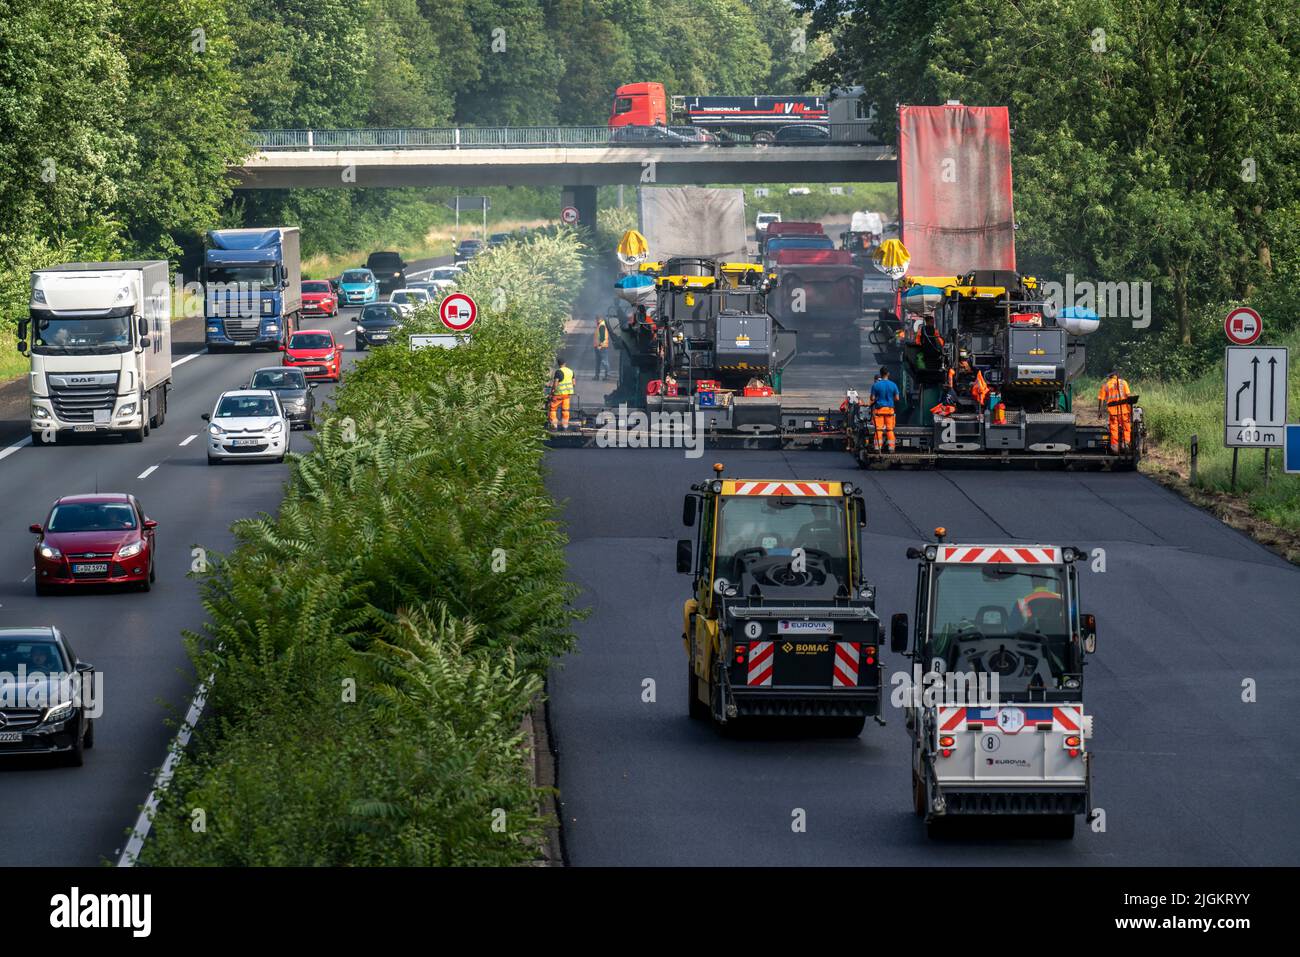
{"left": 118, "top": 672, "right": 212, "bottom": 867}
{"left": 137, "top": 464, "right": 159, "bottom": 480}
{"left": 173, "top": 352, "right": 200, "bottom": 368}
{"left": 0, "top": 436, "right": 32, "bottom": 462}
{"left": 21, "top": 567, "right": 33, "bottom": 583}
{"left": 179, "top": 434, "right": 197, "bottom": 447}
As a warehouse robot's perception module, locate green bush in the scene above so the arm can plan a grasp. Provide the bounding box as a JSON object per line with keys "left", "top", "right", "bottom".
{"left": 138, "top": 231, "right": 585, "bottom": 866}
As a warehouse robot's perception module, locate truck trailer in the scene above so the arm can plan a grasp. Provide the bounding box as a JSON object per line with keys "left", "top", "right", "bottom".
{"left": 203, "top": 227, "right": 302, "bottom": 351}
{"left": 22, "top": 261, "right": 172, "bottom": 444}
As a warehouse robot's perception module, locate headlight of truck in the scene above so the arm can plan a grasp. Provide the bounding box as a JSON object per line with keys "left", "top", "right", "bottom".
{"left": 31, "top": 406, "right": 49, "bottom": 418}
{"left": 39, "top": 544, "right": 62, "bottom": 559}
{"left": 265, "top": 323, "right": 279, "bottom": 334}
{"left": 207, "top": 325, "right": 219, "bottom": 333}
{"left": 117, "top": 540, "right": 144, "bottom": 560}
{"left": 262, "top": 300, "right": 273, "bottom": 315}
{"left": 43, "top": 701, "right": 75, "bottom": 724}
{"left": 117, "top": 403, "right": 136, "bottom": 417}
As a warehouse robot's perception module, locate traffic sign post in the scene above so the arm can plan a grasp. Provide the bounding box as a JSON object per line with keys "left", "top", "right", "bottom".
{"left": 439, "top": 292, "right": 478, "bottom": 332}
{"left": 1224, "top": 346, "right": 1287, "bottom": 448}
{"left": 561, "top": 205, "right": 579, "bottom": 226}
{"left": 1224, "top": 306, "right": 1262, "bottom": 346}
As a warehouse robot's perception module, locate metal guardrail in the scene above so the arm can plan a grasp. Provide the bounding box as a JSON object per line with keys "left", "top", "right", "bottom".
{"left": 249, "top": 124, "right": 883, "bottom": 151}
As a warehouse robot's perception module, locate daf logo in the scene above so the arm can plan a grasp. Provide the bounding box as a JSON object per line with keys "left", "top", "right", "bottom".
{"left": 69, "top": 377, "right": 95, "bottom": 384}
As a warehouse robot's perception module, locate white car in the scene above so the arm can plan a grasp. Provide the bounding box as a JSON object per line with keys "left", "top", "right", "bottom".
{"left": 429, "top": 266, "right": 462, "bottom": 282}
{"left": 755, "top": 211, "right": 781, "bottom": 235}
{"left": 203, "top": 390, "right": 290, "bottom": 465}
{"left": 388, "top": 288, "right": 431, "bottom": 315}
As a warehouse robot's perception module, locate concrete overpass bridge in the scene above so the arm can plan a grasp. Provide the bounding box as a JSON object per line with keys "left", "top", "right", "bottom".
{"left": 234, "top": 126, "right": 897, "bottom": 225}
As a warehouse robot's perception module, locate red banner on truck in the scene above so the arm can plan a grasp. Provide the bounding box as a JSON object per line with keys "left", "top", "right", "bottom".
{"left": 897, "top": 105, "right": 1016, "bottom": 275}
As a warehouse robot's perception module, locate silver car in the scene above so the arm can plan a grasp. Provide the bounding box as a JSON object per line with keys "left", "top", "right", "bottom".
{"left": 202, "top": 390, "right": 291, "bottom": 464}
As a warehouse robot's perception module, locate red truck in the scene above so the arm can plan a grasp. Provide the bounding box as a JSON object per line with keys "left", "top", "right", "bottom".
{"left": 610, "top": 82, "right": 832, "bottom": 142}
{"left": 768, "top": 248, "right": 865, "bottom": 363}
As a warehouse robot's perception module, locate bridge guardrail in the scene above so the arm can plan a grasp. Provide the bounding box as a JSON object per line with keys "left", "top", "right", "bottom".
{"left": 249, "top": 124, "right": 884, "bottom": 151}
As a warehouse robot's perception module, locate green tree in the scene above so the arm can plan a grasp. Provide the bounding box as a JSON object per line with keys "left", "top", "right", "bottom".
{"left": 455, "top": 0, "right": 564, "bottom": 125}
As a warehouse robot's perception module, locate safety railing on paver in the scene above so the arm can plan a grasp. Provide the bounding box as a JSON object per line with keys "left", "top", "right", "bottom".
{"left": 249, "top": 124, "right": 884, "bottom": 150}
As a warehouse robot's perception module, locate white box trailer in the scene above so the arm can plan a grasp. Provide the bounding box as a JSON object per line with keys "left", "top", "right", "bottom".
{"left": 24, "top": 261, "right": 173, "bottom": 443}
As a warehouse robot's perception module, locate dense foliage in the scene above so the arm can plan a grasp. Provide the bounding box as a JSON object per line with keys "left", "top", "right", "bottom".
{"left": 139, "top": 232, "right": 584, "bottom": 865}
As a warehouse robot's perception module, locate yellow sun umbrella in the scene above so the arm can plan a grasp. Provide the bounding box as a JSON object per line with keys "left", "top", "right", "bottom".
{"left": 873, "top": 238, "right": 910, "bottom": 280}
{"left": 617, "top": 229, "right": 649, "bottom": 267}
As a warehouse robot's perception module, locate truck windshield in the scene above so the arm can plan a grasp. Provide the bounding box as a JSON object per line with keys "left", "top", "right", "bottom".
{"left": 206, "top": 265, "right": 274, "bottom": 285}
{"left": 31, "top": 315, "right": 131, "bottom": 354}
{"left": 927, "top": 564, "right": 1075, "bottom": 690}
{"left": 716, "top": 496, "right": 849, "bottom": 586}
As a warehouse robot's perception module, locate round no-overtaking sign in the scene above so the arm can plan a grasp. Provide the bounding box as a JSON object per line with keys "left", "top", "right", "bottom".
{"left": 561, "top": 206, "right": 579, "bottom": 225}
{"left": 439, "top": 292, "right": 477, "bottom": 331}
{"left": 1224, "top": 306, "right": 1262, "bottom": 346}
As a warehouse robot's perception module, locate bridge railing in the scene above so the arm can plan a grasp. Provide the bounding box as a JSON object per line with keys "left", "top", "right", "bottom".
{"left": 249, "top": 124, "right": 883, "bottom": 150}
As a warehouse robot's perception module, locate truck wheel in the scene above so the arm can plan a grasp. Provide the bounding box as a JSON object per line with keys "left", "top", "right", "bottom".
{"left": 84, "top": 719, "right": 94, "bottom": 749}
{"left": 125, "top": 424, "right": 144, "bottom": 443}
{"left": 925, "top": 817, "right": 947, "bottom": 840}
{"left": 753, "top": 131, "right": 774, "bottom": 145}
{"left": 30, "top": 430, "right": 48, "bottom": 446}
{"left": 828, "top": 716, "right": 866, "bottom": 737}
{"left": 687, "top": 664, "right": 709, "bottom": 720}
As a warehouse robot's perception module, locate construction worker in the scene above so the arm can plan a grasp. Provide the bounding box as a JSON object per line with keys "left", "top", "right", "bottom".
{"left": 548, "top": 354, "right": 575, "bottom": 430}
{"left": 593, "top": 314, "right": 611, "bottom": 380}
{"left": 917, "top": 315, "right": 944, "bottom": 349}
{"left": 930, "top": 388, "right": 958, "bottom": 418}
{"left": 1097, "top": 368, "right": 1133, "bottom": 453}
{"left": 869, "top": 366, "right": 900, "bottom": 452}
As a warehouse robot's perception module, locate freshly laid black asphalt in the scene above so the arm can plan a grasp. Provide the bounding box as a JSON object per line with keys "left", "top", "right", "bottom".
{"left": 0, "top": 307, "right": 365, "bottom": 866}
{"left": 545, "top": 447, "right": 1300, "bottom": 865}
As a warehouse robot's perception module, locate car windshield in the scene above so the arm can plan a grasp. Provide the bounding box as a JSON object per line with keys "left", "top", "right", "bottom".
{"left": 206, "top": 265, "right": 274, "bottom": 285}
{"left": 290, "top": 333, "right": 332, "bottom": 350}
{"left": 715, "top": 496, "right": 849, "bottom": 586}
{"left": 250, "top": 369, "right": 305, "bottom": 390}
{"left": 31, "top": 315, "right": 131, "bottom": 355}
{"left": 0, "top": 642, "right": 66, "bottom": 674}
{"left": 216, "top": 395, "right": 278, "bottom": 418}
{"left": 926, "top": 564, "right": 1076, "bottom": 690}
{"left": 360, "top": 305, "right": 399, "bottom": 323}
{"left": 391, "top": 292, "right": 424, "bottom": 304}
{"left": 302, "top": 281, "right": 330, "bottom": 293}
{"left": 47, "top": 502, "right": 137, "bottom": 532}
{"left": 368, "top": 254, "right": 402, "bottom": 268}
{"left": 341, "top": 270, "right": 372, "bottom": 283}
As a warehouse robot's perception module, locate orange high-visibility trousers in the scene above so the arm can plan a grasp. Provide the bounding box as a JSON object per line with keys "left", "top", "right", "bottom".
{"left": 548, "top": 394, "right": 571, "bottom": 429}
{"left": 1107, "top": 405, "right": 1132, "bottom": 451}
{"left": 872, "top": 407, "right": 896, "bottom": 451}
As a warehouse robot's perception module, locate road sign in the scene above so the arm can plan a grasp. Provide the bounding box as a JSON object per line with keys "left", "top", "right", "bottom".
{"left": 1224, "top": 346, "right": 1288, "bottom": 447}
{"left": 1224, "top": 306, "right": 1262, "bottom": 345}
{"left": 439, "top": 292, "right": 477, "bottom": 332}
{"left": 1286, "top": 424, "right": 1300, "bottom": 474}
{"left": 561, "top": 205, "right": 579, "bottom": 225}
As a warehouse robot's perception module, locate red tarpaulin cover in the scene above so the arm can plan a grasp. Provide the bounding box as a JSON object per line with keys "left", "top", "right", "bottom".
{"left": 773, "top": 248, "right": 854, "bottom": 265}
{"left": 897, "top": 105, "right": 1016, "bottom": 275}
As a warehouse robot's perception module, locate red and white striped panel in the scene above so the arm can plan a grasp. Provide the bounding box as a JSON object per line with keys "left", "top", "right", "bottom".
{"left": 732, "top": 481, "right": 833, "bottom": 497}
{"left": 936, "top": 545, "right": 1061, "bottom": 564}
{"left": 747, "top": 641, "right": 774, "bottom": 686}
{"left": 939, "top": 707, "right": 966, "bottom": 732}
{"left": 832, "top": 642, "right": 860, "bottom": 687}
{"left": 1052, "top": 706, "right": 1081, "bottom": 732}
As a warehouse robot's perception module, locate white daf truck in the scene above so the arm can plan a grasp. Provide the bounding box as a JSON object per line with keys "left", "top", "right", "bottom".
{"left": 21, "top": 261, "right": 173, "bottom": 444}
{"left": 888, "top": 530, "right": 1097, "bottom": 838}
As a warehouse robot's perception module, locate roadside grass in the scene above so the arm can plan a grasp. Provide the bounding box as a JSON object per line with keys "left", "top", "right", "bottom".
{"left": 1085, "top": 327, "right": 1300, "bottom": 531}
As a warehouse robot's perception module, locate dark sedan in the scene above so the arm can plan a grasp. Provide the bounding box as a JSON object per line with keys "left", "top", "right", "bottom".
{"left": 245, "top": 366, "right": 316, "bottom": 430}
{"left": 608, "top": 125, "right": 709, "bottom": 147}
{"left": 772, "top": 124, "right": 830, "bottom": 145}
{"left": 355, "top": 302, "right": 404, "bottom": 350}
{"left": 0, "top": 627, "right": 95, "bottom": 765}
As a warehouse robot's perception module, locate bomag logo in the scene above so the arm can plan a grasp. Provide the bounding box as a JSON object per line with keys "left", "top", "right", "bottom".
{"left": 793, "top": 643, "right": 830, "bottom": 655}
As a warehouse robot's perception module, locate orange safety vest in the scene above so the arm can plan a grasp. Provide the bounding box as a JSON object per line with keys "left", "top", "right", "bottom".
{"left": 1098, "top": 375, "right": 1131, "bottom": 406}
{"left": 930, "top": 402, "right": 956, "bottom": 417}
{"left": 971, "top": 370, "right": 990, "bottom": 407}
{"left": 1017, "top": 589, "right": 1062, "bottom": 621}
{"left": 594, "top": 319, "right": 610, "bottom": 348}
{"left": 991, "top": 401, "right": 1006, "bottom": 424}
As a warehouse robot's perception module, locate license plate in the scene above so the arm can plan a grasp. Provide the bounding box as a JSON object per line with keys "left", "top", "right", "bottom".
{"left": 303, "top": 366, "right": 323, "bottom": 373}
{"left": 74, "top": 425, "right": 96, "bottom": 433}
{"left": 777, "top": 620, "right": 834, "bottom": 635}
{"left": 74, "top": 563, "right": 108, "bottom": 574}
{"left": 0, "top": 732, "right": 21, "bottom": 743}
{"left": 371, "top": 335, "right": 388, "bottom": 341}
{"left": 232, "top": 438, "right": 260, "bottom": 447}
{"left": 232, "top": 341, "right": 250, "bottom": 347}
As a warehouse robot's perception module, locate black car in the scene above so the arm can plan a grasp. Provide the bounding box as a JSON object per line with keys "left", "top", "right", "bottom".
{"left": 488, "top": 232, "right": 513, "bottom": 248}
{"left": 0, "top": 627, "right": 95, "bottom": 765}
{"left": 608, "top": 124, "right": 707, "bottom": 147}
{"left": 455, "top": 239, "right": 483, "bottom": 262}
{"left": 245, "top": 366, "right": 316, "bottom": 430}
{"left": 366, "top": 251, "right": 407, "bottom": 296}
{"left": 355, "top": 302, "right": 404, "bottom": 350}
{"left": 772, "top": 124, "right": 831, "bottom": 145}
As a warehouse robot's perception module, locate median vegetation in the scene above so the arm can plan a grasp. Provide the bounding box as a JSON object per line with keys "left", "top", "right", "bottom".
{"left": 138, "top": 232, "right": 584, "bottom": 866}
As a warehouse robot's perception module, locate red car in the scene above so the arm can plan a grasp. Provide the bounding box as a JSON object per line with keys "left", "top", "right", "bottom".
{"left": 301, "top": 279, "right": 339, "bottom": 318}
{"left": 282, "top": 329, "right": 342, "bottom": 381}
{"left": 31, "top": 494, "right": 157, "bottom": 594}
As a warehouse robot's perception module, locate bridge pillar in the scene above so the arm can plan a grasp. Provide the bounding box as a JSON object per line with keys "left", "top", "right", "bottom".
{"left": 561, "top": 185, "right": 598, "bottom": 230}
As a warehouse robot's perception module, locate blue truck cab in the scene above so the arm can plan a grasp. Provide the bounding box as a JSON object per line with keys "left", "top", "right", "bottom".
{"left": 203, "top": 227, "right": 302, "bottom": 352}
